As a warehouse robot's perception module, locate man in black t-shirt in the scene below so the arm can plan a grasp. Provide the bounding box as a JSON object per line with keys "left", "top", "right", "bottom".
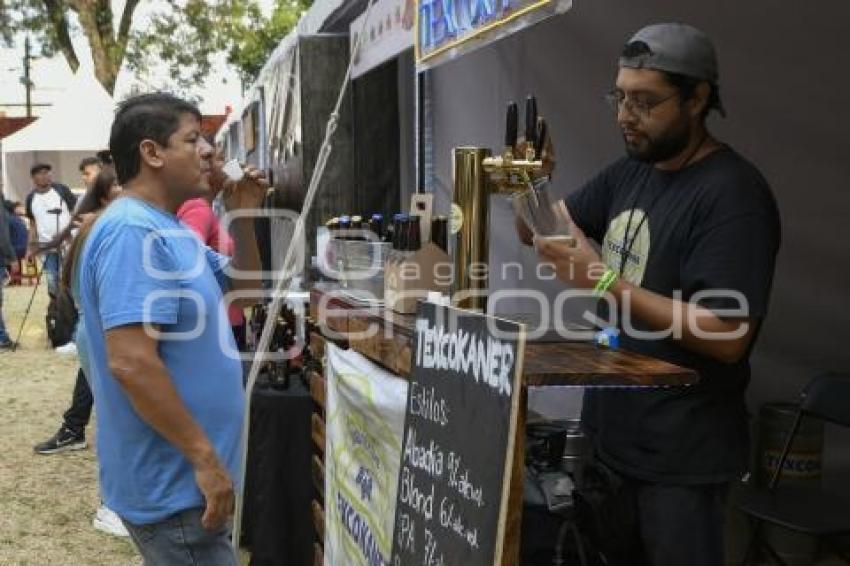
{"left": 516, "top": 24, "right": 780, "bottom": 565}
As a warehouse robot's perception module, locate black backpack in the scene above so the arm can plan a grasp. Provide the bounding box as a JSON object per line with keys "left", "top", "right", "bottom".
{"left": 46, "top": 287, "right": 78, "bottom": 347}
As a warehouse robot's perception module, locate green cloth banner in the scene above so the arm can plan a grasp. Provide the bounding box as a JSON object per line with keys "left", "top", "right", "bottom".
{"left": 325, "top": 344, "right": 409, "bottom": 566}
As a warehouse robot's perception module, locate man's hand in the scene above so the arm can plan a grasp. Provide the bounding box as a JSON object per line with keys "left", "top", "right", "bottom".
{"left": 221, "top": 165, "right": 265, "bottom": 306}
{"left": 534, "top": 217, "right": 606, "bottom": 290}
{"left": 195, "top": 459, "right": 235, "bottom": 531}
{"left": 222, "top": 165, "right": 269, "bottom": 212}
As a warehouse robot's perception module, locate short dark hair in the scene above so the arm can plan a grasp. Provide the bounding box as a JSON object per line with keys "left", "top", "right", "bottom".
{"left": 79, "top": 156, "right": 102, "bottom": 172}
{"left": 95, "top": 149, "right": 114, "bottom": 166}
{"left": 109, "top": 93, "right": 202, "bottom": 184}
{"left": 30, "top": 163, "right": 51, "bottom": 176}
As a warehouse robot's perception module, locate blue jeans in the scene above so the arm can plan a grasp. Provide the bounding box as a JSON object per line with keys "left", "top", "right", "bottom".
{"left": 0, "top": 269, "right": 10, "bottom": 343}
{"left": 121, "top": 507, "right": 237, "bottom": 566}
{"left": 42, "top": 251, "right": 60, "bottom": 298}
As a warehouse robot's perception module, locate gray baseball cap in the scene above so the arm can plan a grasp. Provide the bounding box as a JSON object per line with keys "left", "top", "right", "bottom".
{"left": 620, "top": 23, "right": 719, "bottom": 83}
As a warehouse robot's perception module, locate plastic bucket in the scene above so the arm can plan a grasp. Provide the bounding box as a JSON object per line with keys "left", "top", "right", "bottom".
{"left": 757, "top": 402, "right": 824, "bottom": 565}
{"left": 757, "top": 403, "right": 823, "bottom": 487}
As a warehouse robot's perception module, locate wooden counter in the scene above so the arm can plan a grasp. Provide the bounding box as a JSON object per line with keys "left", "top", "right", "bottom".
{"left": 307, "top": 285, "right": 697, "bottom": 565}
{"left": 309, "top": 285, "right": 697, "bottom": 388}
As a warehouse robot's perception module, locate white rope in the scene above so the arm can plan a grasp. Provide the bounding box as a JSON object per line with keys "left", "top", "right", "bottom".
{"left": 232, "top": 0, "right": 379, "bottom": 552}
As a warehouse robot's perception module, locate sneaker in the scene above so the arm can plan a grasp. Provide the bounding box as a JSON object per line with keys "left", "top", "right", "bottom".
{"left": 93, "top": 505, "right": 129, "bottom": 537}
{"left": 33, "top": 426, "right": 87, "bottom": 454}
{"left": 55, "top": 342, "right": 77, "bottom": 355}
{"left": 0, "top": 340, "right": 15, "bottom": 351}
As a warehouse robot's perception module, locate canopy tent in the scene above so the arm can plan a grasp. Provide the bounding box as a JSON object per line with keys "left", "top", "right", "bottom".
{"left": 1, "top": 71, "right": 114, "bottom": 203}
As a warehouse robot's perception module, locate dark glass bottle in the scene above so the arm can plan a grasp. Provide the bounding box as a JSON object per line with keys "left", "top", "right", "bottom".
{"left": 408, "top": 215, "right": 421, "bottom": 253}
{"left": 398, "top": 216, "right": 410, "bottom": 254}
{"left": 369, "top": 213, "right": 384, "bottom": 241}
{"left": 326, "top": 217, "right": 340, "bottom": 239}
{"left": 339, "top": 215, "right": 351, "bottom": 241}
{"left": 392, "top": 214, "right": 405, "bottom": 250}
{"left": 351, "top": 215, "right": 364, "bottom": 240}
{"left": 431, "top": 216, "right": 448, "bottom": 252}
{"left": 388, "top": 213, "right": 406, "bottom": 266}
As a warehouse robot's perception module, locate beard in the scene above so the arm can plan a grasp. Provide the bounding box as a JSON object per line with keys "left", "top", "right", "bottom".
{"left": 623, "top": 118, "right": 691, "bottom": 163}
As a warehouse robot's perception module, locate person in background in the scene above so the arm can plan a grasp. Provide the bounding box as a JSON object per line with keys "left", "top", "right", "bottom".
{"left": 0, "top": 191, "right": 17, "bottom": 350}
{"left": 78, "top": 93, "right": 265, "bottom": 564}
{"left": 2, "top": 197, "right": 29, "bottom": 287}
{"left": 35, "top": 166, "right": 122, "bottom": 453}
{"left": 24, "top": 163, "right": 76, "bottom": 299}
{"left": 79, "top": 156, "right": 103, "bottom": 190}
{"left": 177, "top": 142, "right": 247, "bottom": 351}
{"left": 33, "top": 166, "right": 128, "bottom": 535}
{"left": 40, "top": 156, "right": 105, "bottom": 257}
{"left": 516, "top": 23, "right": 780, "bottom": 565}
{"left": 42, "top": 156, "right": 106, "bottom": 356}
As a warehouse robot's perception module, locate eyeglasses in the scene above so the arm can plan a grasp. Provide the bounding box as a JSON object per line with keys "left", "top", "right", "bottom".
{"left": 604, "top": 90, "right": 679, "bottom": 118}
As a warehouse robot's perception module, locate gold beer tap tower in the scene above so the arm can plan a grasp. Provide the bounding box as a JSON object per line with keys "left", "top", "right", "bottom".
{"left": 452, "top": 96, "right": 548, "bottom": 311}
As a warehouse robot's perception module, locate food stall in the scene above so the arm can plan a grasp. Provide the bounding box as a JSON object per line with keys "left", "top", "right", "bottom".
{"left": 286, "top": 4, "right": 703, "bottom": 564}
{"left": 221, "top": 1, "right": 827, "bottom": 565}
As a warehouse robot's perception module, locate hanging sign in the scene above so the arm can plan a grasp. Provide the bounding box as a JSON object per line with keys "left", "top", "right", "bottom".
{"left": 415, "top": 0, "right": 571, "bottom": 69}
{"left": 351, "top": 0, "right": 416, "bottom": 79}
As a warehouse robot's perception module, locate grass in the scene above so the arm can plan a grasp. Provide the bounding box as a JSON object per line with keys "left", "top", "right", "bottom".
{"left": 0, "top": 282, "right": 254, "bottom": 565}
{"left": 0, "top": 284, "right": 140, "bottom": 565}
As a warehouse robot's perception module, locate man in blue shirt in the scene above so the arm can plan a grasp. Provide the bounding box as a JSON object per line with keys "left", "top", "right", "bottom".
{"left": 78, "top": 93, "right": 266, "bottom": 564}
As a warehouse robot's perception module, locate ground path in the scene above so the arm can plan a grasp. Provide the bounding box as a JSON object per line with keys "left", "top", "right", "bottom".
{"left": 0, "top": 284, "right": 139, "bottom": 564}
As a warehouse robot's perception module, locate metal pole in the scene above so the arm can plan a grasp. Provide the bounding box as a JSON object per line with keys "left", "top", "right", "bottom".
{"left": 23, "top": 37, "right": 33, "bottom": 118}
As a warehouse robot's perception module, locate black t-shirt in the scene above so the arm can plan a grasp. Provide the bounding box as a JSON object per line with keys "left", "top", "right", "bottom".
{"left": 566, "top": 147, "right": 781, "bottom": 484}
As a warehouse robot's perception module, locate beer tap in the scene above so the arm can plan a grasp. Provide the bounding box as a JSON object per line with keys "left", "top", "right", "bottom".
{"left": 534, "top": 118, "right": 547, "bottom": 161}
{"left": 505, "top": 101, "right": 518, "bottom": 157}
{"left": 482, "top": 95, "right": 547, "bottom": 194}
{"left": 525, "top": 95, "right": 538, "bottom": 161}
{"left": 450, "top": 95, "right": 552, "bottom": 310}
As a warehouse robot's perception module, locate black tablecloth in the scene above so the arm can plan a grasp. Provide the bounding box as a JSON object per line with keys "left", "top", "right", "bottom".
{"left": 242, "top": 379, "right": 314, "bottom": 566}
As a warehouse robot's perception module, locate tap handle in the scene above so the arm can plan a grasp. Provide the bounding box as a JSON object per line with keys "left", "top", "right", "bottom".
{"left": 505, "top": 101, "right": 518, "bottom": 148}
{"left": 525, "top": 95, "right": 538, "bottom": 149}
{"left": 534, "top": 118, "right": 547, "bottom": 159}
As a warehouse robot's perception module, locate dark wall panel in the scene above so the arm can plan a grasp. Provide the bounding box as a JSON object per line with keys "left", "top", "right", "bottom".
{"left": 352, "top": 58, "right": 402, "bottom": 217}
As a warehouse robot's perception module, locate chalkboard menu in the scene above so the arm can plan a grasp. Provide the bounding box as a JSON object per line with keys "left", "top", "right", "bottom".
{"left": 391, "top": 302, "right": 525, "bottom": 565}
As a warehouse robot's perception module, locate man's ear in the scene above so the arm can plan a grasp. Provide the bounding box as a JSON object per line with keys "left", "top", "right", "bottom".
{"left": 689, "top": 82, "right": 711, "bottom": 119}
{"left": 139, "top": 139, "right": 164, "bottom": 170}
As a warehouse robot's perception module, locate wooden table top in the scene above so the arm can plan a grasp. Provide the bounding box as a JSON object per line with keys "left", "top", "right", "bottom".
{"left": 309, "top": 285, "right": 698, "bottom": 388}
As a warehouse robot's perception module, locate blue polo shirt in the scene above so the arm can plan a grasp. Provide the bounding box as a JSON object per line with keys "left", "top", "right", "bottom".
{"left": 78, "top": 196, "right": 244, "bottom": 524}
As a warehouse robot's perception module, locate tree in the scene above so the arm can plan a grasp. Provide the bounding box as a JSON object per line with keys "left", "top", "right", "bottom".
{"left": 0, "top": 0, "right": 311, "bottom": 96}
{"left": 127, "top": 0, "right": 312, "bottom": 93}
{"left": 1, "top": 0, "right": 140, "bottom": 93}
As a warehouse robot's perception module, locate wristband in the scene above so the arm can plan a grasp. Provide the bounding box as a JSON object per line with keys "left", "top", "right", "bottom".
{"left": 593, "top": 268, "right": 619, "bottom": 298}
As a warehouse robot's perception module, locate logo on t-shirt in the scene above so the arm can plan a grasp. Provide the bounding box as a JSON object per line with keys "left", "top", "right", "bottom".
{"left": 602, "top": 209, "right": 650, "bottom": 285}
